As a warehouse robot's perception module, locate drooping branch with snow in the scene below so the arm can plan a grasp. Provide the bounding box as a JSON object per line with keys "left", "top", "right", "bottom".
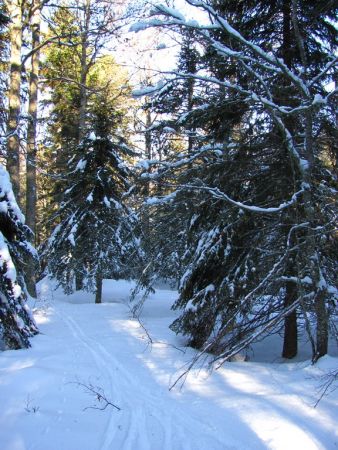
{"left": 131, "top": 0, "right": 337, "bottom": 363}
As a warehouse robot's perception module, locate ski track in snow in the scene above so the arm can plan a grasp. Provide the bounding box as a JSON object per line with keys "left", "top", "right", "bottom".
{"left": 0, "top": 279, "right": 337, "bottom": 450}
{"left": 58, "top": 304, "right": 227, "bottom": 450}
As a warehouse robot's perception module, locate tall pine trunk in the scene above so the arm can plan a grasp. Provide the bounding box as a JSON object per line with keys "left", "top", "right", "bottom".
{"left": 281, "top": 0, "right": 298, "bottom": 358}
{"left": 303, "top": 110, "right": 328, "bottom": 360}
{"left": 75, "top": 0, "right": 90, "bottom": 290}
{"left": 314, "top": 290, "right": 329, "bottom": 361}
{"left": 144, "top": 106, "right": 152, "bottom": 202}
{"left": 78, "top": 0, "right": 90, "bottom": 142}
{"left": 26, "top": 0, "right": 40, "bottom": 240}
{"left": 6, "top": 0, "right": 23, "bottom": 201}
{"left": 25, "top": 0, "right": 41, "bottom": 298}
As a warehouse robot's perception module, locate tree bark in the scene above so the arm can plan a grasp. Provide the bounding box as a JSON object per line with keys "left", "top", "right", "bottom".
{"left": 282, "top": 280, "right": 298, "bottom": 358}
{"left": 304, "top": 108, "right": 328, "bottom": 359}
{"left": 282, "top": 0, "right": 292, "bottom": 68}
{"left": 281, "top": 0, "right": 328, "bottom": 361}
{"left": 75, "top": 271, "right": 83, "bottom": 291}
{"left": 6, "top": 0, "right": 23, "bottom": 202}
{"left": 314, "top": 290, "right": 328, "bottom": 361}
{"left": 145, "top": 106, "right": 152, "bottom": 196}
{"left": 25, "top": 0, "right": 41, "bottom": 298}
{"left": 95, "top": 274, "right": 102, "bottom": 304}
{"left": 74, "top": 0, "right": 91, "bottom": 291}
{"left": 186, "top": 34, "right": 196, "bottom": 156}
{"left": 26, "top": 0, "right": 40, "bottom": 239}
{"left": 281, "top": 2, "right": 298, "bottom": 359}
{"left": 78, "top": 0, "right": 90, "bottom": 142}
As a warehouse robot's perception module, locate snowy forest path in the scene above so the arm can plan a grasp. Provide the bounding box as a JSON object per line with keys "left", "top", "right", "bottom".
{"left": 55, "top": 298, "right": 229, "bottom": 450}
{"left": 1, "top": 280, "right": 336, "bottom": 450}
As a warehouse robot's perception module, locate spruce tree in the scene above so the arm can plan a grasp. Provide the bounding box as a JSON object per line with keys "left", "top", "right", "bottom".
{"left": 0, "top": 165, "right": 38, "bottom": 349}
{"left": 132, "top": 0, "right": 337, "bottom": 362}
{"left": 46, "top": 78, "right": 140, "bottom": 301}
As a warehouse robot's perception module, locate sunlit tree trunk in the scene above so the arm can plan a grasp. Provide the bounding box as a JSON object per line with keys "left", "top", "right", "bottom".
{"left": 75, "top": 0, "right": 90, "bottom": 290}
{"left": 78, "top": 0, "right": 90, "bottom": 142}
{"left": 26, "top": 0, "right": 40, "bottom": 239}
{"left": 25, "top": 0, "right": 41, "bottom": 297}
{"left": 6, "top": 0, "right": 23, "bottom": 202}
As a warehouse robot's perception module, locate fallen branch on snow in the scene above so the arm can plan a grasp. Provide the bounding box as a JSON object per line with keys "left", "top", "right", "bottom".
{"left": 71, "top": 380, "right": 121, "bottom": 411}
{"left": 314, "top": 369, "right": 338, "bottom": 408}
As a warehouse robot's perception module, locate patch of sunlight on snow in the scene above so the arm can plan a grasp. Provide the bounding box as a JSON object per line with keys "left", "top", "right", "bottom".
{"left": 218, "top": 368, "right": 272, "bottom": 395}
{"left": 181, "top": 363, "right": 335, "bottom": 449}
{"left": 138, "top": 357, "right": 174, "bottom": 386}
{"left": 108, "top": 318, "right": 140, "bottom": 334}
{"left": 184, "top": 372, "right": 326, "bottom": 450}
{"left": 141, "top": 337, "right": 179, "bottom": 361}
{"left": 216, "top": 364, "right": 337, "bottom": 433}
{"left": 240, "top": 410, "right": 322, "bottom": 450}
{"left": 34, "top": 310, "right": 52, "bottom": 325}
{"left": 185, "top": 365, "right": 274, "bottom": 400}
{"left": 151, "top": 341, "right": 179, "bottom": 358}
{"left": 1, "top": 359, "right": 35, "bottom": 375}
{"left": 184, "top": 373, "right": 224, "bottom": 398}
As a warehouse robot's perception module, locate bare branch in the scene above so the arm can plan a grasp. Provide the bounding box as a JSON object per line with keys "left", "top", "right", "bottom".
{"left": 314, "top": 369, "right": 338, "bottom": 407}
{"left": 22, "top": 33, "right": 80, "bottom": 65}
{"left": 71, "top": 380, "right": 121, "bottom": 411}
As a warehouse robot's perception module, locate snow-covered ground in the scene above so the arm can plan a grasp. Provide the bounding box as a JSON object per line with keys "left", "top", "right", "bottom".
{"left": 0, "top": 279, "right": 337, "bottom": 450}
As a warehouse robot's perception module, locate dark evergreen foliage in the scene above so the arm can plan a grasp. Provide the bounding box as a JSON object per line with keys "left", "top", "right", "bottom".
{"left": 0, "top": 166, "right": 38, "bottom": 349}
{"left": 134, "top": 0, "right": 338, "bottom": 362}
{"left": 45, "top": 98, "right": 141, "bottom": 297}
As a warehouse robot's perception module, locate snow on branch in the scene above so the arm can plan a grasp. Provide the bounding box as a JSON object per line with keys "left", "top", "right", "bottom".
{"left": 169, "top": 70, "right": 316, "bottom": 117}
{"left": 165, "top": 182, "right": 305, "bottom": 215}
{"left": 138, "top": 143, "right": 225, "bottom": 178}
{"left": 132, "top": 1, "right": 314, "bottom": 97}
{"left": 170, "top": 297, "right": 301, "bottom": 389}
{"left": 309, "top": 57, "right": 338, "bottom": 88}
{"left": 132, "top": 80, "right": 166, "bottom": 98}
{"left": 187, "top": 0, "right": 317, "bottom": 95}
{"left": 212, "top": 298, "right": 301, "bottom": 368}
{"left": 153, "top": 4, "right": 186, "bottom": 22}
{"left": 129, "top": 2, "right": 335, "bottom": 179}
{"left": 144, "top": 191, "right": 178, "bottom": 206}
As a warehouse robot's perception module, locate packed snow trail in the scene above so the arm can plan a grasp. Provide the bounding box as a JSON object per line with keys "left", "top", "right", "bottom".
{"left": 0, "top": 279, "right": 337, "bottom": 450}
{"left": 55, "top": 298, "right": 232, "bottom": 449}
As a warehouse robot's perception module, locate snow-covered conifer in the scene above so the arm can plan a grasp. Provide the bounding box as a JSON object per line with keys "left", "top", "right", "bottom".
{"left": 0, "top": 165, "right": 38, "bottom": 349}
{"left": 132, "top": 0, "right": 338, "bottom": 362}
{"left": 46, "top": 98, "right": 140, "bottom": 302}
